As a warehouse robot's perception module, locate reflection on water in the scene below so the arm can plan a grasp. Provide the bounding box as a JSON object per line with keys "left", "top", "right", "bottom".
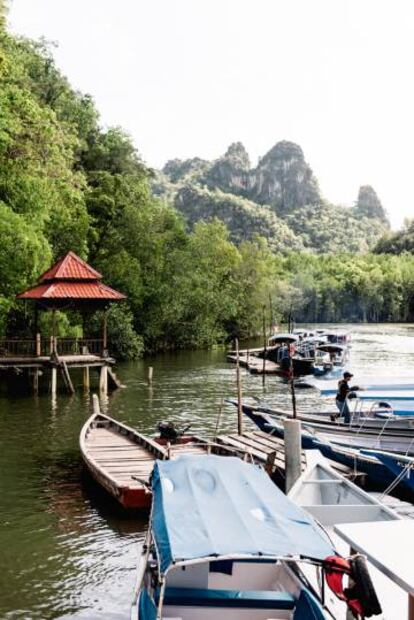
{"left": 1, "top": 324, "right": 414, "bottom": 618}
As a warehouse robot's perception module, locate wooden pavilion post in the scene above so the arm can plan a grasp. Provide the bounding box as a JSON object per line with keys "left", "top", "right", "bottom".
{"left": 102, "top": 309, "right": 108, "bottom": 355}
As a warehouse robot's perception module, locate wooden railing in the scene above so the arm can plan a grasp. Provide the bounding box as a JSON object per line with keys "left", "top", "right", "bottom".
{"left": 0, "top": 338, "right": 105, "bottom": 358}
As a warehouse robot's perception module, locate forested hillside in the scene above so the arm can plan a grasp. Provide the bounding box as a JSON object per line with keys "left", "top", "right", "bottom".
{"left": 1, "top": 7, "right": 414, "bottom": 357}
{"left": 155, "top": 141, "right": 389, "bottom": 253}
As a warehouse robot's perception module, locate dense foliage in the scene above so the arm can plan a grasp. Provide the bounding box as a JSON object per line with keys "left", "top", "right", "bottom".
{"left": 0, "top": 14, "right": 413, "bottom": 359}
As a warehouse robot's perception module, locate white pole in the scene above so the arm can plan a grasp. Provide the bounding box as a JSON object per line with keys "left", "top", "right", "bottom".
{"left": 284, "top": 418, "right": 302, "bottom": 492}
{"left": 92, "top": 393, "right": 101, "bottom": 415}
{"left": 51, "top": 367, "right": 57, "bottom": 397}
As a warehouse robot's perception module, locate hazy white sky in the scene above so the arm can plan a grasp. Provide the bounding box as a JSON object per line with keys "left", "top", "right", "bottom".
{"left": 8, "top": 0, "right": 414, "bottom": 228}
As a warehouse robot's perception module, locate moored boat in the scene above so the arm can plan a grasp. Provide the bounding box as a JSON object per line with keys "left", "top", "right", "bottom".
{"left": 238, "top": 399, "right": 414, "bottom": 433}
{"left": 237, "top": 401, "right": 414, "bottom": 456}
{"left": 80, "top": 412, "right": 167, "bottom": 509}
{"left": 363, "top": 450, "right": 414, "bottom": 494}
{"left": 131, "top": 454, "right": 381, "bottom": 619}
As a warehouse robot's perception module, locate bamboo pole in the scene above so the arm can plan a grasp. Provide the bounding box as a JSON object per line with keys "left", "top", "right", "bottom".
{"left": 213, "top": 398, "right": 224, "bottom": 441}
{"left": 235, "top": 338, "right": 243, "bottom": 435}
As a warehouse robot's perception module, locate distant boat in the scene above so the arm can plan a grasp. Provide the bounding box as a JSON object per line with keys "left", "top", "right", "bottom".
{"left": 131, "top": 454, "right": 380, "bottom": 619}
{"left": 80, "top": 413, "right": 167, "bottom": 509}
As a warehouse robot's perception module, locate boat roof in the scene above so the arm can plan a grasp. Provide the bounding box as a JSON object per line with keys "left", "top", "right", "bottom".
{"left": 151, "top": 455, "right": 334, "bottom": 574}
{"left": 268, "top": 333, "right": 299, "bottom": 343}
{"left": 316, "top": 343, "right": 346, "bottom": 352}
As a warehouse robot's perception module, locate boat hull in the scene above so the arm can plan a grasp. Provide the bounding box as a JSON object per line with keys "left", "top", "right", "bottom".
{"left": 80, "top": 413, "right": 166, "bottom": 509}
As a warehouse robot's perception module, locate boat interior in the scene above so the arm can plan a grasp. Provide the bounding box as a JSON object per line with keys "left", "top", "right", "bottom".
{"left": 289, "top": 462, "right": 398, "bottom": 526}
{"left": 85, "top": 415, "right": 163, "bottom": 488}
{"left": 145, "top": 560, "right": 326, "bottom": 619}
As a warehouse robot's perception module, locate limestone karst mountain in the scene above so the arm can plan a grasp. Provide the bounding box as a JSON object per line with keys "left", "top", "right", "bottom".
{"left": 154, "top": 141, "right": 389, "bottom": 253}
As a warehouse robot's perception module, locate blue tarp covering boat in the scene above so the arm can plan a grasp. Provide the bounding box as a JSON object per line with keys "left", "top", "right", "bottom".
{"left": 151, "top": 455, "right": 334, "bottom": 574}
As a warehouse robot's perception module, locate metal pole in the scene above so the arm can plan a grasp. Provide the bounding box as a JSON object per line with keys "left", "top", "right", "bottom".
{"left": 235, "top": 338, "right": 243, "bottom": 435}
{"left": 269, "top": 292, "right": 274, "bottom": 335}
{"left": 262, "top": 305, "right": 267, "bottom": 386}
{"left": 289, "top": 351, "right": 297, "bottom": 419}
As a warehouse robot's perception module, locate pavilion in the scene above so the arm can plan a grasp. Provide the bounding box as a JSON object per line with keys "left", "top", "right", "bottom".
{"left": 0, "top": 252, "right": 127, "bottom": 394}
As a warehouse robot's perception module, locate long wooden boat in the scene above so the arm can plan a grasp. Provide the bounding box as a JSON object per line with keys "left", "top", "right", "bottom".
{"left": 239, "top": 401, "right": 414, "bottom": 456}
{"left": 238, "top": 399, "right": 414, "bottom": 434}
{"left": 249, "top": 411, "right": 403, "bottom": 488}
{"left": 80, "top": 413, "right": 167, "bottom": 509}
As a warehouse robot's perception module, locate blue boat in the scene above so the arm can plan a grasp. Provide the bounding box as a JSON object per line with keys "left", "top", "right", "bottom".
{"left": 251, "top": 413, "right": 404, "bottom": 490}
{"left": 131, "top": 455, "right": 379, "bottom": 619}
{"left": 363, "top": 450, "right": 414, "bottom": 494}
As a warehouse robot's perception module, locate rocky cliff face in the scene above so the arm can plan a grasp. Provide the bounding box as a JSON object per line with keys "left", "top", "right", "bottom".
{"left": 251, "top": 141, "right": 321, "bottom": 215}
{"left": 355, "top": 185, "right": 388, "bottom": 223}
{"left": 155, "top": 140, "right": 389, "bottom": 253}
{"left": 201, "top": 140, "right": 321, "bottom": 215}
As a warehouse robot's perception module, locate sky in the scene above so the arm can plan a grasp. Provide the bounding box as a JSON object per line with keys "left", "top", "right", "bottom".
{"left": 8, "top": 0, "right": 414, "bottom": 228}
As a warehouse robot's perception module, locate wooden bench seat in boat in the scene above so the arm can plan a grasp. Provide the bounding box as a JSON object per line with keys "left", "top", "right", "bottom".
{"left": 156, "top": 587, "right": 296, "bottom": 609}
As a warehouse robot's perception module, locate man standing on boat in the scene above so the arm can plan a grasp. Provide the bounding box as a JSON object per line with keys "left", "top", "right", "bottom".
{"left": 333, "top": 371, "right": 359, "bottom": 423}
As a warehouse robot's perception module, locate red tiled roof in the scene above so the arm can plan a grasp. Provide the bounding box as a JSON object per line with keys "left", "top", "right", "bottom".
{"left": 39, "top": 251, "right": 102, "bottom": 282}
{"left": 17, "top": 281, "right": 126, "bottom": 301}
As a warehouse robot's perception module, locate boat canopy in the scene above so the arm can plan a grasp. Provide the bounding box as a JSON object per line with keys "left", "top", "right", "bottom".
{"left": 268, "top": 333, "right": 299, "bottom": 344}
{"left": 151, "top": 455, "right": 335, "bottom": 574}
{"left": 316, "top": 343, "right": 346, "bottom": 353}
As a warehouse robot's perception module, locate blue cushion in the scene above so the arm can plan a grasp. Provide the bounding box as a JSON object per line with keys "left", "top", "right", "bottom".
{"left": 157, "top": 587, "right": 295, "bottom": 609}
{"left": 293, "top": 588, "right": 325, "bottom": 620}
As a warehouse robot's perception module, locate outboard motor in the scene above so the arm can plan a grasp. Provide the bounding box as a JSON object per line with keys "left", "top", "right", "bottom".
{"left": 157, "top": 421, "right": 179, "bottom": 442}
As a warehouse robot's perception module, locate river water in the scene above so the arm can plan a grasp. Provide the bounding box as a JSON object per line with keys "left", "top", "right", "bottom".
{"left": 1, "top": 324, "right": 414, "bottom": 619}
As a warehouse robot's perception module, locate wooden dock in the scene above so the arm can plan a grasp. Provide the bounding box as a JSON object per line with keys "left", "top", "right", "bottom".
{"left": 0, "top": 351, "right": 122, "bottom": 394}
{"left": 226, "top": 352, "right": 283, "bottom": 375}
{"left": 216, "top": 429, "right": 362, "bottom": 484}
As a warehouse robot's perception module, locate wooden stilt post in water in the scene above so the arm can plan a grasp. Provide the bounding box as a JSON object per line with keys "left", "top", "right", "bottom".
{"left": 235, "top": 338, "right": 243, "bottom": 435}
{"left": 83, "top": 366, "right": 90, "bottom": 390}
{"left": 51, "top": 367, "right": 57, "bottom": 397}
{"left": 262, "top": 305, "right": 267, "bottom": 386}
{"left": 92, "top": 393, "right": 101, "bottom": 415}
{"left": 99, "top": 364, "right": 108, "bottom": 395}
{"left": 148, "top": 366, "right": 153, "bottom": 384}
{"left": 33, "top": 369, "right": 39, "bottom": 394}
{"left": 284, "top": 348, "right": 301, "bottom": 492}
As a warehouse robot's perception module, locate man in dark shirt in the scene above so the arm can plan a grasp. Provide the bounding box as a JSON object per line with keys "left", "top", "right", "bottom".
{"left": 334, "top": 371, "right": 359, "bottom": 423}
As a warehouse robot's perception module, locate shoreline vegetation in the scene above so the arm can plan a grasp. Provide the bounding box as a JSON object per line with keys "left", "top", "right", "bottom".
{"left": 1, "top": 10, "right": 414, "bottom": 360}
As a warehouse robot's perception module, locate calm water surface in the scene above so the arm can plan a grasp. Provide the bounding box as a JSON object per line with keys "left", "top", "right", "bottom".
{"left": 2, "top": 324, "right": 414, "bottom": 619}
